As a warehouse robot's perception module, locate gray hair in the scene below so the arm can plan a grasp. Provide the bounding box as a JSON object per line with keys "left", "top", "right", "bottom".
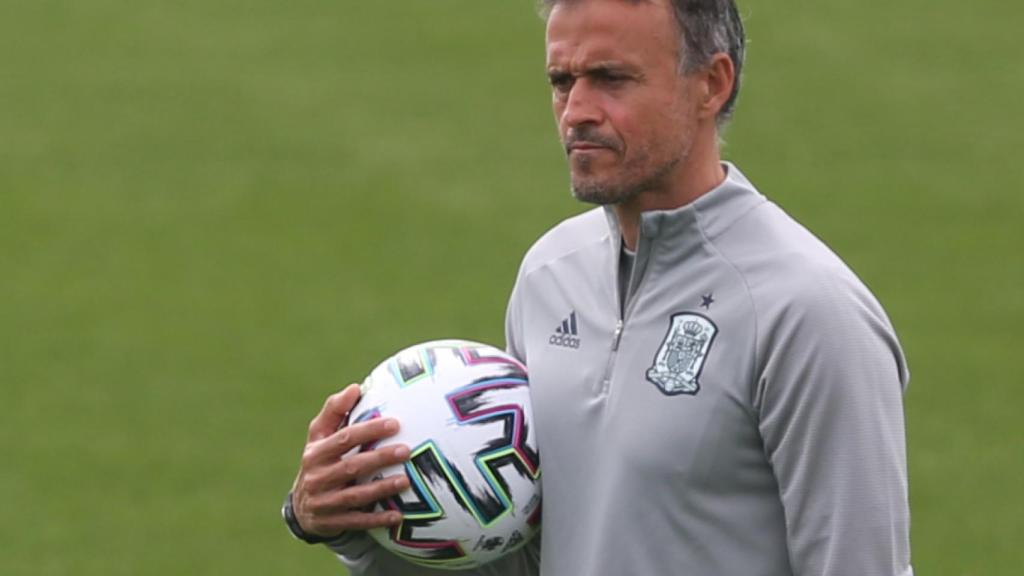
{"left": 539, "top": 0, "right": 746, "bottom": 124}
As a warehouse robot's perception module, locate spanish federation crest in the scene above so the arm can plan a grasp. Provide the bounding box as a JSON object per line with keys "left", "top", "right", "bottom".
{"left": 646, "top": 313, "right": 718, "bottom": 396}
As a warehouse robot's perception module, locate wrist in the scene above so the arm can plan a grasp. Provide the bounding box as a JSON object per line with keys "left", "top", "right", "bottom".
{"left": 281, "top": 491, "right": 344, "bottom": 545}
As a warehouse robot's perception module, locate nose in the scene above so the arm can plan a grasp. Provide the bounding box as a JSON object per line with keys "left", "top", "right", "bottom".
{"left": 560, "top": 80, "right": 603, "bottom": 129}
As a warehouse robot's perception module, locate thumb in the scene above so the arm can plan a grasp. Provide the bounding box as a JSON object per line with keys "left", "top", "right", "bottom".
{"left": 307, "top": 383, "right": 362, "bottom": 442}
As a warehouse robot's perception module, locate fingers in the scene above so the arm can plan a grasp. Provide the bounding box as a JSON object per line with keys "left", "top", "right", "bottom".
{"left": 294, "top": 387, "right": 414, "bottom": 538}
{"left": 314, "top": 474, "right": 412, "bottom": 514}
{"left": 316, "top": 444, "right": 412, "bottom": 492}
{"left": 307, "top": 384, "right": 362, "bottom": 442}
{"left": 300, "top": 442, "right": 411, "bottom": 501}
{"left": 299, "top": 475, "right": 411, "bottom": 535}
{"left": 294, "top": 440, "right": 412, "bottom": 538}
{"left": 305, "top": 416, "right": 402, "bottom": 467}
{"left": 308, "top": 509, "right": 404, "bottom": 534}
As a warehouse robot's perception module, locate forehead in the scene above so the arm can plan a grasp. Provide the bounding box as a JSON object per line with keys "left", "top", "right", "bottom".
{"left": 545, "top": 0, "right": 680, "bottom": 67}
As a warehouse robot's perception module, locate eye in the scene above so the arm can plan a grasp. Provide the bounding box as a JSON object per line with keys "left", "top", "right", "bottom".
{"left": 594, "top": 70, "right": 629, "bottom": 86}
{"left": 548, "top": 72, "right": 574, "bottom": 94}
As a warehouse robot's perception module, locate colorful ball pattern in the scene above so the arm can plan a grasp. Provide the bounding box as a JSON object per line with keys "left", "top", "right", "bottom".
{"left": 349, "top": 340, "right": 541, "bottom": 570}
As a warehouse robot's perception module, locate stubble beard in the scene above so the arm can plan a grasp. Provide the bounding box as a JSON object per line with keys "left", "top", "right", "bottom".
{"left": 570, "top": 151, "right": 682, "bottom": 207}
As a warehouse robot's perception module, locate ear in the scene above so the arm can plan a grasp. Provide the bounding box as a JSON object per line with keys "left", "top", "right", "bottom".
{"left": 697, "top": 53, "right": 736, "bottom": 121}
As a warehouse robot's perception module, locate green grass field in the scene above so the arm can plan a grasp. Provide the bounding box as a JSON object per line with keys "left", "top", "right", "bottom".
{"left": 2, "top": 1, "right": 1020, "bottom": 574}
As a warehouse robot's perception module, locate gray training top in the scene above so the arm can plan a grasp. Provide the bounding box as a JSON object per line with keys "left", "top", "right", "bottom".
{"left": 332, "top": 163, "right": 913, "bottom": 576}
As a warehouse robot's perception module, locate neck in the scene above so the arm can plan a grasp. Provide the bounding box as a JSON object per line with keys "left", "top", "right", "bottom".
{"left": 615, "top": 144, "right": 726, "bottom": 250}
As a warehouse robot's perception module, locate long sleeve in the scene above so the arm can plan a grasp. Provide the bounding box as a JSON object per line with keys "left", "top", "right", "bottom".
{"left": 504, "top": 265, "right": 527, "bottom": 364}
{"left": 755, "top": 271, "right": 913, "bottom": 576}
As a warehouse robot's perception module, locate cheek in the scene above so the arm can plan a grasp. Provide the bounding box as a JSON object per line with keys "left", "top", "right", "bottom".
{"left": 645, "top": 99, "right": 695, "bottom": 146}
{"left": 604, "top": 107, "right": 658, "bottom": 154}
{"left": 598, "top": 101, "right": 634, "bottom": 141}
{"left": 553, "top": 102, "right": 568, "bottom": 135}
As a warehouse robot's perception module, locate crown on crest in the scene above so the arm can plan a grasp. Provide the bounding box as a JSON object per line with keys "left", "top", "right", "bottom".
{"left": 682, "top": 320, "right": 703, "bottom": 336}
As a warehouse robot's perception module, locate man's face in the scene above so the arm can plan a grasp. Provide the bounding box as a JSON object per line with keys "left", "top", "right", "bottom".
{"left": 546, "top": 0, "right": 702, "bottom": 205}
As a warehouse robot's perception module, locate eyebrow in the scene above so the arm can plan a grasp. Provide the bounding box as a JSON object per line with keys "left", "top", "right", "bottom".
{"left": 547, "top": 61, "right": 641, "bottom": 77}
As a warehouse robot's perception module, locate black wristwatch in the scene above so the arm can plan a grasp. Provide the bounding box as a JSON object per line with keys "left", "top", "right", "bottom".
{"left": 282, "top": 492, "right": 342, "bottom": 545}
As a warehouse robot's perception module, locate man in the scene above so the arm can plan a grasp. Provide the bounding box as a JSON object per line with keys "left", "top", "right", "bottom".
{"left": 284, "top": 0, "right": 913, "bottom": 574}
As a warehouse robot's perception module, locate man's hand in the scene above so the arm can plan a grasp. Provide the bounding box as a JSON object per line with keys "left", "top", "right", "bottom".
{"left": 291, "top": 383, "right": 411, "bottom": 539}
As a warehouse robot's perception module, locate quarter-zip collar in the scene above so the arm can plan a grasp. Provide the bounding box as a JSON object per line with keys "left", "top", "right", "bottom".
{"left": 602, "top": 162, "right": 766, "bottom": 315}
{"left": 601, "top": 162, "right": 765, "bottom": 248}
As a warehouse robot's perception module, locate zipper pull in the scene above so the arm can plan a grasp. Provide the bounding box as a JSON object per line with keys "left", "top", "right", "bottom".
{"left": 611, "top": 320, "right": 624, "bottom": 351}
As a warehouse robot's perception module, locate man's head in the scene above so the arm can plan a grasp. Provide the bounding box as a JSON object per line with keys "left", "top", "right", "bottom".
{"left": 542, "top": 0, "right": 745, "bottom": 207}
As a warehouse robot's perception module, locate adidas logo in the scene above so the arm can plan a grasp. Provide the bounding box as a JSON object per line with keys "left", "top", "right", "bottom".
{"left": 549, "top": 311, "right": 581, "bottom": 349}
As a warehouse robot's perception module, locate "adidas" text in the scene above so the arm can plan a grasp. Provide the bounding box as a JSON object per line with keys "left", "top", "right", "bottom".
{"left": 549, "top": 333, "right": 581, "bottom": 349}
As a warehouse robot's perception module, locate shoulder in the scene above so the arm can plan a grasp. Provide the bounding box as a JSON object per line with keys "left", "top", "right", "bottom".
{"left": 687, "top": 165, "right": 872, "bottom": 316}
{"left": 704, "top": 200, "right": 908, "bottom": 385}
{"left": 517, "top": 207, "right": 610, "bottom": 278}
{"left": 706, "top": 198, "right": 877, "bottom": 315}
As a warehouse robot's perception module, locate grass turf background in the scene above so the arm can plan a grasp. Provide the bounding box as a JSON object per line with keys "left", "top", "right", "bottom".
{"left": 2, "top": 0, "right": 1020, "bottom": 574}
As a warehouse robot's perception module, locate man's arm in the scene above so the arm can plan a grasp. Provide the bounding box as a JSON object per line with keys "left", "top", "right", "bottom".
{"left": 756, "top": 275, "right": 912, "bottom": 576}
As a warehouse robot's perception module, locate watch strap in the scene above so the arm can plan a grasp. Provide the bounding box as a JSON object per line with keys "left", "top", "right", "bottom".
{"left": 282, "top": 491, "right": 343, "bottom": 545}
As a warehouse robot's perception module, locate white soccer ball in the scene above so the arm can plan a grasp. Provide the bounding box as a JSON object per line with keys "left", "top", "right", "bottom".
{"left": 349, "top": 340, "right": 542, "bottom": 570}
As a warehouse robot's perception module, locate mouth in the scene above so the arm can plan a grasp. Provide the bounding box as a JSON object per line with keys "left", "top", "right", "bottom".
{"left": 567, "top": 143, "right": 612, "bottom": 154}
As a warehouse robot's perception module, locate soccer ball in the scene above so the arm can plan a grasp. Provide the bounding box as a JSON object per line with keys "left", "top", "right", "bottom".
{"left": 349, "top": 340, "right": 542, "bottom": 570}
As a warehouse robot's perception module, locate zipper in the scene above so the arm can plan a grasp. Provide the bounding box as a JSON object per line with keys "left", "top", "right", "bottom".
{"left": 611, "top": 320, "right": 624, "bottom": 351}
{"left": 600, "top": 319, "right": 624, "bottom": 395}
{"left": 599, "top": 230, "right": 652, "bottom": 395}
